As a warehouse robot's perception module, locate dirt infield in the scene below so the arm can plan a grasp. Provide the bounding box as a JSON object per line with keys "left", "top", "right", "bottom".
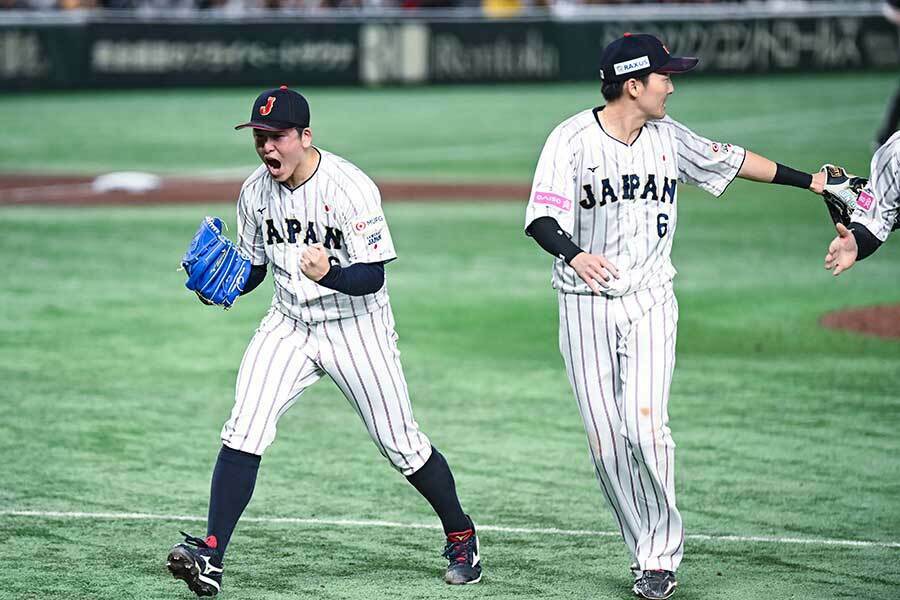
{"left": 819, "top": 305, "right": 900, "bottom": 339}
{"left": 0, "top": 174, "right": 529, "bottom": 206}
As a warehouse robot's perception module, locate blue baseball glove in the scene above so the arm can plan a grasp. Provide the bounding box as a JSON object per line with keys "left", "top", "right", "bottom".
{"left": 181, "top": 217, "right": 251, "bottom": 309}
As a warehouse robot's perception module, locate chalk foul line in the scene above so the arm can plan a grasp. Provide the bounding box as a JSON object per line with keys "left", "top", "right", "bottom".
{"left": 1, "top": 509, "right": 897, "bottom": 550}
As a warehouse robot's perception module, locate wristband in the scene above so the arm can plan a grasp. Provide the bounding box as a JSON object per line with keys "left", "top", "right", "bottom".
{"left": 772, "top": 163, "right": 813, "bottom": 189}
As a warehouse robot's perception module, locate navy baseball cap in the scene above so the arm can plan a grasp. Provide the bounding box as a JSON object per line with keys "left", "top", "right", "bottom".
{"left": 599, "top": 33, "right": 698, "bottom": 83}
{"left": 234, "top": 85, "right": 310, "bottom": 131}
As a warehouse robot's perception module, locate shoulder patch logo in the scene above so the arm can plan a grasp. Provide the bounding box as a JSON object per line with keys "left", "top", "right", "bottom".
{"left": 532, "top": 191, "right": 573, "bottom": 212}
{"left": 259, "top": 97, "right": 276, "bottom": 116}
{"left": 856, "top": 189, "right": 875, "bottom": 211}
{"left": 353, "top": 213, "right": 386, "bottom": 237}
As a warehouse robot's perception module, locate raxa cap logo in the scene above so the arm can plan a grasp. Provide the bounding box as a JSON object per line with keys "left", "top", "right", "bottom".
{"left": 613, "top": 56, "right": 650, "bottom": 76}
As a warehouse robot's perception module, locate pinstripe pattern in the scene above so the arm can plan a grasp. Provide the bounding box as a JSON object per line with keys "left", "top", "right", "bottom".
{"left": 223, "top": 148, "right": 432, "bottom": 475}
{"left": 221, "top": 305, "right": 431, "bottom": 476}
{"left": 235, "top": 148, "right": 397, "bottom": 324}
{"left": 525, "top": 108, "right": 745, "bottom": 298}
{"left": 527, "top": 107, "right": 746, "bottom": 573}
{"left": 560, "top": 295, "right": 641, "bottom": 561}
{"left": 558, "top": 285, "right": 682, "bottom": 572}
{"left": 852, "top": 130, "right": 900, "bottom": 242}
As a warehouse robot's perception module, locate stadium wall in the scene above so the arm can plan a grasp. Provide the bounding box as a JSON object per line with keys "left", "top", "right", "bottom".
{"left": 1, "top": 9, "right": 898, "bottom": 90}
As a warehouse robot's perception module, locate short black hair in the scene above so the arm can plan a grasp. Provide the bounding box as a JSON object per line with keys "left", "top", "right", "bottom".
{"left": 601, "top": 73, "right": 651, "bottom": 102}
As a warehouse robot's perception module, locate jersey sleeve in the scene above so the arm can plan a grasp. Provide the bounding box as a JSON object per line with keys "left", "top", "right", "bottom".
{"left": 666, "top": 117, "right": 746, "bottom": 197}
{"left": 339, "top": 177, "right": 398, "bottom": 264}
{"left": 851, "top": 137, "right": 900, "bottom": 242}
{"left": 236, "top": 184, "right": 267, "bottom": 265}
{"left": 525, "top": 123, "right": 578, "bottom": 234}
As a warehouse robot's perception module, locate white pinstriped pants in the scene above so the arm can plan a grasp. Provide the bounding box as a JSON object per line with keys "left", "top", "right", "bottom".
{"left": 559, "top": 284, "right": 684, "bottom": 573}
{"left": 221, "top": 305, "right": 433, "bottom": 476}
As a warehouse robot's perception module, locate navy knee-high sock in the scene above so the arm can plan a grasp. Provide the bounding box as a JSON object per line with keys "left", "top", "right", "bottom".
{"left": 406, "top": 448, "right": 470, "bottom": 534}
{"left": 206, "top": 445, "right": 261, "bottom": 560}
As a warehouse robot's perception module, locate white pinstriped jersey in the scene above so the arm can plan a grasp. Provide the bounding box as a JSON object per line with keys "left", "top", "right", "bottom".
{"left": 852, "top": 130, "right": 900, "bottom": 242}
{"left": 236, "top": 148, "right": 397, "bottom": 323}
{"left": 525, "top": 107, "right": 746, "bottom": 297}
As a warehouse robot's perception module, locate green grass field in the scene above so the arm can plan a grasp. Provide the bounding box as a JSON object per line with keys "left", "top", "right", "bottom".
{"left": 1, "top": 73, "right": 899, "bottom": 600}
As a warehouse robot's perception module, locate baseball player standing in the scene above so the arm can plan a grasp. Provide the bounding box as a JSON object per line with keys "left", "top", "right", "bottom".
{"left": 166, "top": 86, "right": 482, "bottom": 597}
{"left": 524, "top": 34, "right": 826, "bottom": 599}
{"left": 825, "top": 131, "right": 900, "bottom": 273}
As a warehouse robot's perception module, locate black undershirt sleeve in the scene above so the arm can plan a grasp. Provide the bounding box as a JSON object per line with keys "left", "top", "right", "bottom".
{"left": 849, "top": 222, "right": 883, "bottom": 261}
{"left": 317, "top": 262, "right": 385, "bottom": 296}
{"left": 772, "top": 163, "right": 813, "bottom": 189}
{"left": 525, "top": 216, "right": 585, "bottom": 264}
{"left": 240, "top": 264, "right": 268, "bottom": 295}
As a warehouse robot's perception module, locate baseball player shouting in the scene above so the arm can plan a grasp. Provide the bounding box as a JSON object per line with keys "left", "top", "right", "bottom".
{"left": 524, "top": 34, "right": 825, "bottom": 600}
{"left": 166, "top": 86, "right": 482, "bottom": 596}
{"left": 825, "top": 131, "right": 900, "bottom": 274}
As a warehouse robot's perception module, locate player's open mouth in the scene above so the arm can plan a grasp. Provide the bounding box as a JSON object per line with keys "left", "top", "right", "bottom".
{"left": 265, "top": 157, "right": 282, "bottom": 170}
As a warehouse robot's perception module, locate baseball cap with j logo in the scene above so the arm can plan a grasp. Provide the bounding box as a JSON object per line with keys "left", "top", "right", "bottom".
{"left": 234, "top": 85, "right": 311, "bottom": 131}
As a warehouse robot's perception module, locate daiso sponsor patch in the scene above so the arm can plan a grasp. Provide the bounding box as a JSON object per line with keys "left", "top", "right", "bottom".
{"left": 532, "top": 191, "right": 572, "bottom": 212}
{"left": 856, "top": 189, "right": 874, "bottom": 211}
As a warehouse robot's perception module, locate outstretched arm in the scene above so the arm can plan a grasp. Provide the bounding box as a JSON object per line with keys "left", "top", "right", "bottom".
{"left": 737, "top": 150, "right": 825, "bottom": 193}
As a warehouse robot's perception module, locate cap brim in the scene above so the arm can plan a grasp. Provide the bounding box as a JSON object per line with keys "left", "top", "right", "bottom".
{"left": 657, "top": 56, "right": 699, "bottom": 74}
{"left": 234, "top": 121, "right": 297, "bottom": 131}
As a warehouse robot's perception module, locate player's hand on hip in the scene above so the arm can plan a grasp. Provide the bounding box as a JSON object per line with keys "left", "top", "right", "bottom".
{"left": 824, "top": 223, "right": 858, "bottom": 276}
{"left": 570, "top": 252, "right": 619, "bottom": 294}
{"left": 300, "top": 243, "right": 331, "bottom": 282}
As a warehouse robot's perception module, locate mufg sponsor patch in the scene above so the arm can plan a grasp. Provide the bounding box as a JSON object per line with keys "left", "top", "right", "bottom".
{"left": 353, "top": 213, "right": 386, "bottom": 237}
{"left": 614, "top": 56, "right": 650, "bottom": 76}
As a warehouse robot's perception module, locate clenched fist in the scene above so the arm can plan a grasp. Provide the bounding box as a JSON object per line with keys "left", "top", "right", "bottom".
{"left": 300, "top": 243, "right": 331, "bottom": 281}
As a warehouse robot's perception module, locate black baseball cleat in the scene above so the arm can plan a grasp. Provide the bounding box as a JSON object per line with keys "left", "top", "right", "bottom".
{"left": 633, "top": 569, "right": 677, "bottom": 599}
{"left": 442, "top": 525, "right": 482, "bottom": 585}
{"left": 166, "top": 531, "right": 224, "bottom": 597}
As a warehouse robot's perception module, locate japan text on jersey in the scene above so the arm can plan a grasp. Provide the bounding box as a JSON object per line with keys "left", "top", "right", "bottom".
{"left": 236, "top": 148, "right": 398, "bottom": 323}
{"left": 525, "top": 108, "right": 746, "bottom": 297}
